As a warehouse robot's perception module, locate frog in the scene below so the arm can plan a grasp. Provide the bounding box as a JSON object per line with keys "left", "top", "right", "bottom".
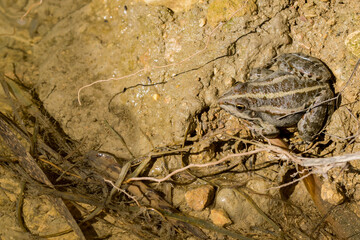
{"left": 218, "top": 53, "right": 335, "bottom": 141}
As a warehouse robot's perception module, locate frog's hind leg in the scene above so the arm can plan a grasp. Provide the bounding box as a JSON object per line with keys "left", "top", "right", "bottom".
{"left": 297, "top": 89, "right": 334, "bottom": 141}
{"left": 268, "top": 53, "right": 302, "bottom": 73}
{"left": 271, "top": 53, "right": 333, "bottom": 82}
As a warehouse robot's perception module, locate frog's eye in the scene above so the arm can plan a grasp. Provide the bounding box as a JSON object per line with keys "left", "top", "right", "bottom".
{"left": 236, "top": 104, "right": 245, "bottom": 111}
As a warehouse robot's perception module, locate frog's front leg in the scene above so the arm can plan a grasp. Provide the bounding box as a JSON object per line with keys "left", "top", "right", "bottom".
{"left": 256, "top": 121, "right": 280, "bottom": 138}
{"left": 297, "top": 89, "right": 334, "bottom": 141}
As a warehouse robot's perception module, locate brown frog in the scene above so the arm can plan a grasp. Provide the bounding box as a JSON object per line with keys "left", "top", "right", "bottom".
{"left": 218, "top": 53, "right": 334, "bottom": 141}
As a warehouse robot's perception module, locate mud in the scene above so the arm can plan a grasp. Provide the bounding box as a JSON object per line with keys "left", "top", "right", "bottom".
{"left": 1, "top": 0, "right": 360, "bottom": 239}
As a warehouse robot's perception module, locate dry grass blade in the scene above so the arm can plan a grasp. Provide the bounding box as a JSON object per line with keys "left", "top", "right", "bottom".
{"left": 159, "top": 209, "right": 254, "bottom": 240}
{"left": 15, "top": 180, "right": 28, "bottom": 233}
{"left": 0, "top": 117, "right": 86, "bottom": 240}
{"left": 236, "top": 189, "right": 283, "bottom": 237}
{"left": 1, "top": 75, "right": 73, "bottom": 153}
{"left": 85, "top": 150, "right": 208, "bottom": 239}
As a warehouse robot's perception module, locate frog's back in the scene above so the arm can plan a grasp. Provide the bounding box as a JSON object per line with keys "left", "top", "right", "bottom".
{"left": 243, "top": 73, "right": 329, "bottom": 114}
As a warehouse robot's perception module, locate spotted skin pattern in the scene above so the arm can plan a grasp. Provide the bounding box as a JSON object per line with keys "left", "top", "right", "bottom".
{"left": 218, "top": 53, "right": 334, "bottom": 141}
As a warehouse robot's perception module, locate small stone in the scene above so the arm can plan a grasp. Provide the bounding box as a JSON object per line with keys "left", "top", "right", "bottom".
{"left": 345, "top": 30, "right": 360, "bottom": 57}
{"left": 199, "top": 18, "right": 207, "bottom": 27}
{"left": 223, "top": 77, "right": 236, "bottom": 88}
{"left": 302, "top": 4, "right": 317, "bottom": 18}
{"left": 152, "top": 93, "right": 160, "bottom": 101}
{"left": 185, "top": 185, "right": 215, "bottom": 211}
{"left": 210, "top": 208, "right": 232, "bottom": 227}
{"left": 321, "top": 181, "right": 345, "bottom": 205}
{"left": 213, "top": 67, "right": 218, "bottom": 76}
{"left": 326, "top": 18, "right": 336, "bottom": 26}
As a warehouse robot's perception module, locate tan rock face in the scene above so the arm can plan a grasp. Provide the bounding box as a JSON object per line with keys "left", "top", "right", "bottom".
{"left": 140, "top": 0, "right": 200, "bottom": 12}
{"left": 185, "top": 185, "right": 215, "bottom": 211}
{"left": 207, "top": 0, "right": 258, "bottom": 26}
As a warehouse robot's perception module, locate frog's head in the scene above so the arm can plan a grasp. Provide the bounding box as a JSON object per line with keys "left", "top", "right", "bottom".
{"left": 218, "top": 84, "right": 258, "bottom": 121}
{"left": 218, "top": 85, "right": 279, "bottom": 138}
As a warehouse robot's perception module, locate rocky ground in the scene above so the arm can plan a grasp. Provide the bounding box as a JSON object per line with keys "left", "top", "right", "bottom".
{"left": 1, "top": 0, "right": 360, "bottom": 239}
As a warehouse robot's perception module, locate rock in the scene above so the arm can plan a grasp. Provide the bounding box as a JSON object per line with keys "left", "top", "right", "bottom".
{"left": 210, "top": 208, "right": 232, "bottom": 227}
{"left": 207, "top": 0, "right": 257, "bottom": 26}
{"left": 199, "top": 18, "right": 207, "bottom": 27}
{"left": 321, "top": 181, "right": 345, "bottom": 205}
{"left": 345, "top": 30, "right": 360, "bottom": 57}
{"left": 185, "top": 185, "right": 215, "bottom": 211}
{"left": 215, "top": 188, "right": 266, "bottom": 229}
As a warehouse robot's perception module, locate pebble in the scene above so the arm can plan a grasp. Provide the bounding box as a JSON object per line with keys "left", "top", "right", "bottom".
{"left": 210, "top": 208, "right": 232, "bottom": 227}
{"left": 321, "top": 181, "right": 345, "bottom": 205}
{"left": 345, "top": 30, "right": 360, "bottom": 57}
{"left": 199, "top": 18, "right": 207, "bottom": 27}
{"left": 185, "top": 185, "right": 215, "bottom": 211}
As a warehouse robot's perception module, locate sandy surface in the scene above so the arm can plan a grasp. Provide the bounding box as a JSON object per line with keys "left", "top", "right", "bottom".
{"left": 1, "top": 0, "right": 360, "bottom": 239}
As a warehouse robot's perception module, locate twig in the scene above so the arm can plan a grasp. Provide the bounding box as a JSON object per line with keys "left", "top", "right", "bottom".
{"left": 38, "top": 156, "right": 81, "bottom": 179}
{"left": 338, "top": 57, "right": 360, "bottom": 94}
{"left": 300, "top": 151, "right": 360, "bottom": 167}
{"left": 127, "top": 149, "right": 265, "bottom": 183}
{"left": 268, "top": 171, "right": 313, "bottom": 190}
{"left": 127, "top": 135, "right": 360, "bottom": 184}
{"left": 277, "top": 96, "right": 336, "bottom": 120}
{"left": 326, "top": 106, "right": 360, "bottom": 142}
{"left": 20, "top": 0, "right": 43, "bottom": 22}
{"left": 104, "top": 178, "right": 141, "bottom": 207}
